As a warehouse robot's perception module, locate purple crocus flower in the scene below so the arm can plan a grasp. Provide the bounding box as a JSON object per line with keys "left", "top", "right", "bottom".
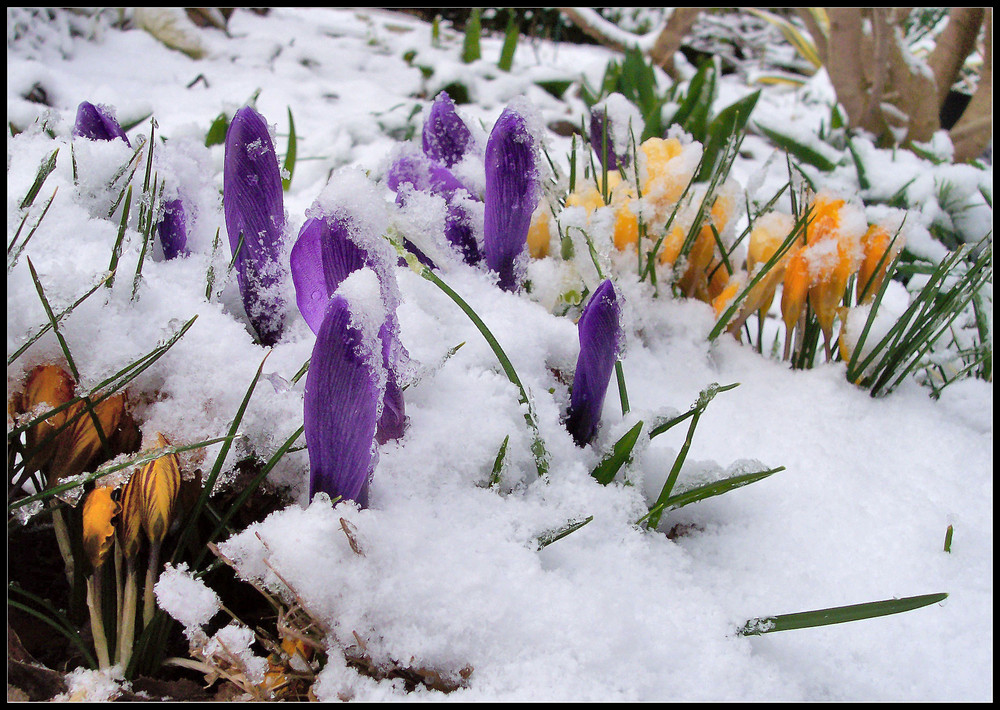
{"left": 157, "top": 198, "right": 189, "bottom": 260}
{"left": 422, "top": 91, "right": 473, "bottom": 169}
{"left": 386, "top": 149, "right": 481, "bottom": 265}
{"left": 483, "top": 106, "right": 538, "bottom": 292}
{"left": 290, "top": 213, "right": 407, "bottom": 443}
{"left": 73, "top": 101, "right": 131, "bottom": 146}
{"left": 304, "top": 293, "right": 381, "bottom": 507}
{"left": 565, "top": 280, "right": 622, "bottom": 447}
{"left": 590, "top": 108, "right": 623, "bottom": 171}
{"left": 223, "top": 106, "right": 286, "bottom": 346}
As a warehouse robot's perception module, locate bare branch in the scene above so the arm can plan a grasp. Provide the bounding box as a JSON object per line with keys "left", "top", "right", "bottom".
{"left": 927, "top": 7, "right": 986, "bottom": 108}
{"left": 648, "top": 8, "right": 701, "bottom": 79}
{"left": 951, "top": 9, "right": 993, "bottom": 162}
{"left": 556, "top": 7, "right": 659, "bottom": 54}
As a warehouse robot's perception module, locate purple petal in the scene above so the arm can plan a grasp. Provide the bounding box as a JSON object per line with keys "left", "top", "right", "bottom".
{"left": 590, "top": 108, "right": 623, "bottom": 170}
{"left": 565, "top": 280, "right": 621, "bottom": 447}
{"left": 386, "top": 150, "right": 482, "bottom": 265}
{"left": 73, "top": 101, "right": 131, "bottom": 146}
{"left": 422, "top": 91, "right": 474, "bottom": 168}
{"left": 157, "top": 198, "right": 189, "bottom": 260}
{"left": 304, "top": 294, "right": 380, "bottom": 507}
{"left": 290, "top": 216, "right": 367, "bottom": 334}
{"left": 223, "top": 106, "right": 286, "bottom": 346}
{"left": 483, "top": 106, "right": 538, "bottom": 292}
{"left": 289, "top": 211, "right": 407, "bottom": 443}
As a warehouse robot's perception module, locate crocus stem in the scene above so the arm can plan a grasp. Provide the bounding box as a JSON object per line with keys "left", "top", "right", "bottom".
{"left": 87, "top": 574, "right": 111, "bottom": 669}
{"left": 51, "top": 505, "right": 75, "bottom": 585}
{"left": 143, "top": 541, "right": 161, "bottom": 629}
{"left": 118, "top": 557, "right": 139, "bottom": 668}
{"left": 113, "top": 545, "right": 123, "bottom": 663}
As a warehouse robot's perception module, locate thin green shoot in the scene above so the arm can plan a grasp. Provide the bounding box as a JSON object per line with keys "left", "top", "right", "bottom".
{"left": 615, "top": 360, "right": 630, "bottom": 416}
{"left": 8, "top": 269, "right": 115, "bottom": 365}
{"left": 943, "top": 525, "right": 954, "bottom": 553}
{"left": 282, "top": 106, "right": 297, "bottom": 191}
{"left": 738, "top": 592, "right": 948, "bottom": 636}
{"left": 107, "top": 185, "right": 133, "bottom": 289}
{"left": 19, "top": 147, "right": 59, "bottom": 210}
{"left": 637, "top": 466, "right": 782, "bottom": 522}
{"left": 8, "top": 586, "right": 98, "bottom": 670}
{"left": 535, "top": 516, "right": 594, "bottom": 550}
{"left": 489, "top": 435, "right": 510, "bottom": 487}
{"left": 590, "top": 420, "right": 643, "bottom": 485}
{"left": 8, "top": 186, "right": 58, "bottom": 272}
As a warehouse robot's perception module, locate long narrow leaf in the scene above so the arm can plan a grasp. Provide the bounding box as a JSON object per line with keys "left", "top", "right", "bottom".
{"left": 590, "top": 421, "right": 643, "bottom": 485}
{"left": 738, "top": 592, "right": 948, "bottom": 636}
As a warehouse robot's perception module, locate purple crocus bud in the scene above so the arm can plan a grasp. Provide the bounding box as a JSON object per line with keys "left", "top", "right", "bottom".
{"left": 565, "top": 280, "right": 622, "bottom": 447}
{"left": 304, "top": 293, "right": 381, "bottom": 507}
{"left": 157, "top": 198, "right": 189, "bottom": 260}
{"left": 590, "top": 108, "right": 621, "bottom": 171}
{"left": 73, "top": 101, "right": 131, "bottom": 146}
{"left": 422, "top": 91, "right": 473, "bottom": 169}
{"left": 483, "top": 106, "right": 538, "bottom": 292}
{"left": 290, "top": 213, "right": 407, "bottom": 443}
{"left": 223, "top": 106, "right": 287, "bottom": 346}
{"left": 386, "top": 150, "right": 482, "bottom": 265}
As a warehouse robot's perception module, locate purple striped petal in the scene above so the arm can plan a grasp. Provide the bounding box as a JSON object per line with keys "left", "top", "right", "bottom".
{"left": 289, "top": 212, "right": 407, "bottom": 443}
{"left": 422, "top": 91, "right": 473, "bottom": 168}
{"left": 157, "top": 198, "right": 189, "bottom": 260}
{"left": 565, "top": 280, "right": 622, "bottom": 447}
{"left": 73, "top": 101, "right": 131, "bottom": 146}
{"left": 223, "top": 106, "right": 286, "bottom": 346}
{"left": 590, "top": 108, "right": 622, "bottom": 171}
{"left": 304, "top": 294, "right": 381, "bottom": 507}
{"left": 483, "top": 106, "right": 538, "bottom": 292}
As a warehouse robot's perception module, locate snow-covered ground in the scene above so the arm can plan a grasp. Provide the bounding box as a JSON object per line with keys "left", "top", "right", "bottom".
{"left": 7, "top": 8, "right": 993, "bottom": 702}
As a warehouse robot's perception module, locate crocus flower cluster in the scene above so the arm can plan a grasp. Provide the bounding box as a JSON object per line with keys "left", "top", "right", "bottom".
{"left": 565, "top": 280, "right": 622, "bottom": 447}
{"left": 386, "top": 92, "right": 540, "bottom": 292}
{"left": 73, "top": 101, "right": 131, "bottom": 146}
{"left": 223, "top": 105, "right": 288, "bottom": 346}
{"left": 291, "top": 179, "right": 408, "bottom": 507}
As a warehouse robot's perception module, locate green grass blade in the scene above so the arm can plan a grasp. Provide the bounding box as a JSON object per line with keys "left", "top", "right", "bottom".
{"left": 107, "top": 185, "right": 133, "bottom": 289}
{"left": 497, "top": 11, "right": 519, "bottom": 71}
{"left": 615, "top": 360, "right": 630, "bottom": 416}
{"left": 8, "top": 587, "right": 98, "bottom": 670}
{"left": 695, "top": 90, "right": 760, "bottom": 183}
{"left": 590, "top": 420, "right": 643, "bottom": 486}
{"left": 489, "top": 435, "right": 510, "bottom": 487}
{"left": 462, "top": 8, "right": 481, "bottom": 63}
{"left": 389, "top": 235, "right": 549, "bottom": 477}
{"left": 8, "top": 186, "right": 58, "bottom": 271}
{"left": 738, "top": 592, "right": 948, "bottom": 636}
{"left": 171, "top": 352, "right": 270, "bottom": 562}
{"left": 19, "top": 147, "right": 59, "bottom": 210}
{"left": 943, "top": 525, "right": 954, "bottom": 553}
{"left": 205, "top": 111, "right": 229, "bottom": 147}
{"left": 282, "top": 106, "right": 296, "bottom": 191}
{"left": 535, "top": 516, "right": 593, "bottom": 550}
{"left": 8, "top": 269, "right": 115, "bottom": 365}
{"left": 756, "top": 123, "right": 838, "bottom": 172}
{"left": 642, "top": 466, "right": 782, "bottom": 519}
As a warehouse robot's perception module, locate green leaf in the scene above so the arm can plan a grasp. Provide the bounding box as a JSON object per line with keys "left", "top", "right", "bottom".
{"left": 647, "top": 466, "right": 782, "bottom": 515}
{"left": 282, "top": 106, "right": 297, "bottom": 191}
{"left": 756, "top": 123, "right": 838, "bottom": 172}
{"left": 943, "top": 525, "right": 954, "bottom": 553}
{"left": 696, "top": 89, "right": 760, "bottom": 183}
{"left": 489, "top": 435, "right": 510, "bottom": 487}
{"left": 535, "top": 516, "right": 594, "bottom": 550}
{"left": 19, "top": 148, "right": 59, "bottom": 210}
{"left": 497, "top": 11, "right": 519, "bottom": 72}
{"left": 738, "top": 592, "right": 948, "bottom": 636}
{"left": 462, "top": 8, "right": 481, "bottom": 63}
{"left": 205, "top": 111, "right": 229, "bottom": 147}
{"left": 590, "top": 421, "right": 643, "bottom": 485}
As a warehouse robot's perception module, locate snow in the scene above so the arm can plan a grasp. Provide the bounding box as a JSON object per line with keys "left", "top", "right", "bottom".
{"left": 7, "top": 7, "right": 993, "bottom": 703}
